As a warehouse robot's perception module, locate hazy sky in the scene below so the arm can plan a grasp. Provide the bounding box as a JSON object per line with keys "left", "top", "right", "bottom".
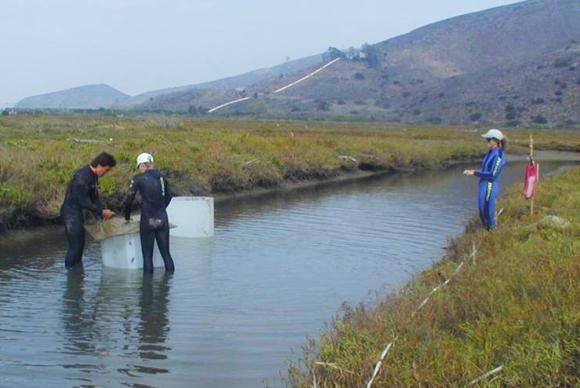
{"left": 0, "top": 0, "right": 519, "bottom": 106}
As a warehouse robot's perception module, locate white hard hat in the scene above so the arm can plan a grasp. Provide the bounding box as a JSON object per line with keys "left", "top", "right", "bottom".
{"left": 136, "top": 153, "right": 154, "bottom": 167}
{"left": 481, "top": 129, "right": 505, "bottom": 141}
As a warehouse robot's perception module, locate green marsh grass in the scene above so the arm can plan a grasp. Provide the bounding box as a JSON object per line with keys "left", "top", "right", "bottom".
{"left": 0, "top": 115, "right": 578, "bottom": 232}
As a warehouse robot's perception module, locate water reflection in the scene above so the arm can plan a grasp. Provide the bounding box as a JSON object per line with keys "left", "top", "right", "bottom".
{"left": 61, "top": 267, "right": 174, "bottom": 381}
{"left": 138, "top": 273, "right": 172, "bottom": 364}
{"left": 62, "top": 267, "right": 97, "bottom": 356}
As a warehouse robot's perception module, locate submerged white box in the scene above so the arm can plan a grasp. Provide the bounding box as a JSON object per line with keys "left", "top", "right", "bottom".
{"left": 101, "top": 233, "right": 165, "bottom": 269}
{"left": 99, "top": 196, "right": 214, "bottom": 269}
{"left": 166, "top": 196, "right": 214, "bottom": 238}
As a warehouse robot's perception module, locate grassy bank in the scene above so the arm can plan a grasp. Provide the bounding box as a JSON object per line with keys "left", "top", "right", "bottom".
{"left": 1, "top": 115, "right": 579, "bottom": 233}
{"left": 289, "top": 167, "right": 579, "bottom": 386}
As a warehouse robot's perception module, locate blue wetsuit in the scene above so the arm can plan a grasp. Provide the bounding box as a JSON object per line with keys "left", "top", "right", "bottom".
{"left": 475, "top": 147, "right": 507, "bottom": 230}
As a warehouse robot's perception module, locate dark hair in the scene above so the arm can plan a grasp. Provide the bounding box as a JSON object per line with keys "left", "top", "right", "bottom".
{"left": 499, "top": 138, "right": 507, "bottom": 150}
{"left": 91, "top": 152, "right": 117, "bottom": 168}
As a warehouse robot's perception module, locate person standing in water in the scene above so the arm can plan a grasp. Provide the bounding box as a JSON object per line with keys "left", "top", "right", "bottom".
{"left": 61, "top": 152, "right": 116, "bottom": 268}
{"left": 464, "top": 129, "right": 508, "bottom": 231}
{"left": 123, "top": 153, "right": 175, "bottom": 273}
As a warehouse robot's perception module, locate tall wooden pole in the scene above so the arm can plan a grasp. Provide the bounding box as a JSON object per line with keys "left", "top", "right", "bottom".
{"left": 529, "top": 134, "right": 534, "bottom": 215}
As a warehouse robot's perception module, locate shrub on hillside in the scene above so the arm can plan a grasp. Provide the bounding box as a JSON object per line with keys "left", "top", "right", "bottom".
{"left": 531, "top": 98, "right": 546, "bottom": 105}
{"left": 315, "top": 100, "right": 330, "bottom": 111}
{"left": 554, "top": 57, "right": 574, "bottom": 68}
{"left": 532, "top": 115, "right": 548, "bottom": 124}
{"left": 469, "top": 112, "right": 482, "bottom": 121}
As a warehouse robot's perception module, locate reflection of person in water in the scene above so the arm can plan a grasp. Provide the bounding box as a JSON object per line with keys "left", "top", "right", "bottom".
{"left": 62, "top": 267, "right": 96, "bottom": 354}
{"left": 138, "top": 272, "right": 172, "bottom": 363}
{"left": 62, "top": 268, "right": 173, "bottom": 377}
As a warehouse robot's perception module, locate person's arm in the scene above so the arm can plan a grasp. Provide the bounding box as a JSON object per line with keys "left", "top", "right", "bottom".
{"left": 474, "top": 152, "right": 503, "bottom": 180}
{"left": 92, "top": 181, "right": 105, "bottom": 216}
{"left": 124, "top": 177, "right": 139, "bottom": 220}
{"left": 72, "top": 173, "right": 104, "bottom": 215}
{"left": 162, "top": 175, "right": 173, "bottom": 208}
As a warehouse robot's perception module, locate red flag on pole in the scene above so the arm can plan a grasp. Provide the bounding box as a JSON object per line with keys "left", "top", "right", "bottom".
{"left": 523, "top": 160, "right": 539, "bottom": 200}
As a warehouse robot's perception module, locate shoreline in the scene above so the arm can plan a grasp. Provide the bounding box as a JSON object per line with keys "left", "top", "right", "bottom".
{"left": 0, "top": 158, "right": 479, "bottom": 236}
{"left": 2, "top": 115, "right": 579, "bottom": 237}
{"left": 1, "top": 150, "right": 579, "bottom": 239}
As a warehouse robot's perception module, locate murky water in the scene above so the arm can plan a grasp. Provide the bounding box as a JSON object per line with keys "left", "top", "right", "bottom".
{"left": 0, "top": 157, "right": 577, "bottom": 387}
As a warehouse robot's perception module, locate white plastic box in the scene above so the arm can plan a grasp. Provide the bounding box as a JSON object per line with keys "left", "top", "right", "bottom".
{"left": 101, "top": 233, "right": 165, "bottom": 269}
{"left": 99, "top": 196, "right": 214, "bottom": 269}
{"left": 166, "top": 197, "right": 214, "bottom": 238}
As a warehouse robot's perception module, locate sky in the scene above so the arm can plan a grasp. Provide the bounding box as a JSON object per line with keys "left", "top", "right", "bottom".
{"left": 0, "top": 0, "right": 520, "bottom": 107}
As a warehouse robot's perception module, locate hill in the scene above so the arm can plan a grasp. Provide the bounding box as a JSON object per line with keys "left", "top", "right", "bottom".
{"left": 14, "top": 0, "right": 580, "bottom": 127}
{"left": 16, "top": 84, "right": 130, "bottom": 110}
{"left": 15, "top": 55, "right": 323, "bottom": 112}
{"left": 122, "top": 54, "right": 323, "bottom": 107}
{"left": 132, "top": 0, "right": 580, "bottom": 127}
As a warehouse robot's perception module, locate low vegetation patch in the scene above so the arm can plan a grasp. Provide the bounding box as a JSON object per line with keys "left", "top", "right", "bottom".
{"left": 0, "top": 115, "right": 579, "bottom": 233}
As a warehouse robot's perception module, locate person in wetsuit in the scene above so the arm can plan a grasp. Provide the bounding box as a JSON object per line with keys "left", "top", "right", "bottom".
{"left": 123, "top": 153, "right": 175, "bottom": 273}
{"left": 61, "top": 152, "right": 116, "bottom": 268}
{"left": 464, "top": 129, "right": 508, "bottom": 230}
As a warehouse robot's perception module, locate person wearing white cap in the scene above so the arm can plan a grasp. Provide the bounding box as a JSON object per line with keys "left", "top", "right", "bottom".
{"left": 463, "top": 129, "right": 508, "bottom": 230}
{"left": 123, "top": 153, "right": 175, "bottom": 273}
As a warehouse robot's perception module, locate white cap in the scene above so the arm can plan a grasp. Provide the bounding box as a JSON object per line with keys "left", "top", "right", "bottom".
{"left": 481, "top": 129, "right": 505, "bottom": 141}
{"left": 136, "top": 153, "right": 154, "bottom": 167}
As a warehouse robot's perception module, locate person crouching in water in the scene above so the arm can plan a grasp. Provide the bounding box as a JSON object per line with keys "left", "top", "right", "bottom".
{"left": 464, "top": 129, "right": 508, "bottom": 231}
{"left": 123, "top": 153, "right": 175, "bottom": 273}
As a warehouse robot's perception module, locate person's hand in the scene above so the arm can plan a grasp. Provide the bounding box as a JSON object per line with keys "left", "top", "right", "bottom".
{"left": 102, "top": 209, "right": 114, "bottom": 220}
{"left": 463, "top": 169, "right": 475, "bottom": 176}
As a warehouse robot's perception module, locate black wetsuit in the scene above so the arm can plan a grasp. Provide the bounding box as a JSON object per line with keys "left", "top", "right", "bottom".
{"left": 123, "top": 169, "right": 175, "bottom": 273}
{"left": 60, "top": 165, "right": 104, "bottom": 268}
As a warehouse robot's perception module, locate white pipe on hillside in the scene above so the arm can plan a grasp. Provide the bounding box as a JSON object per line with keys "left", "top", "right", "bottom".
{"left": 207, "top": 96, "right": 251, "bottom": 113}
{"left": 207, "top": 58, "right": 341, "bottom": 113}
{"left": 273, "top": 58, "right": 341, "bottom": 94}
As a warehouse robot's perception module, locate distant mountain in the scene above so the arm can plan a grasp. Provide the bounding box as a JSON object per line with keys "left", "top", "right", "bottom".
{"left": 120, "top": 54, "right": 324, "bottom": 107}
{"left": 132, "top": 0, "right": 579, "bottom": 127}
{"left": 15, "top": 55, "right": 323, "bottom": 111}
{"left": 16, "top": 84, "right": 130, "bottom": 110}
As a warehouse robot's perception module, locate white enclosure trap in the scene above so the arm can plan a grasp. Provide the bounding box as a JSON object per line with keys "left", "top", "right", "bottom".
{"left": 86, "top": 197, "right": 214, "bottom": 269}
{"left": 165, "top": 197, "right": 214, "bottom": 238}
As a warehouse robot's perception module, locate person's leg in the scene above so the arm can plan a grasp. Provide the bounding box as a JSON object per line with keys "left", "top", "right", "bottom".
{"left": 64, "top": 211, "right": 85, "bottom": 268}
{"left": 155, "top": 226, "right": 175, "bottom": 273}
{"left": 478, "top": 182, "right": 488, "bottom": 228}
{"left": 481, "top": 182, "right": 496, "bottom": 230}
{"left": 486, "top": 183, "right": 499, "bottom": 230}
{"left": 140, "top": 223, "right": 156, "bottom": 274}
